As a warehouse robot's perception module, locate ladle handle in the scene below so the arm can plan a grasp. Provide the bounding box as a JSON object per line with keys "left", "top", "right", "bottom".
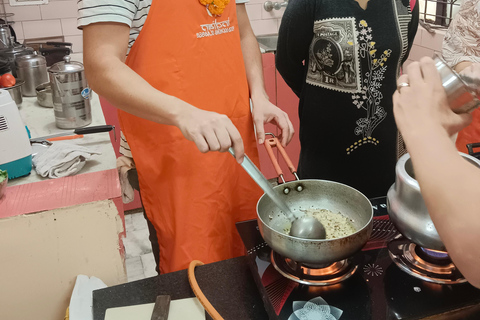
{"left": 228, "top": 147, "right": 295, "bottom": 220}
{"left": 263, "top": 133, "right": 299, "bottom": 182}
{"left": 227, "top": 148, "right": 274, "bottom": 196}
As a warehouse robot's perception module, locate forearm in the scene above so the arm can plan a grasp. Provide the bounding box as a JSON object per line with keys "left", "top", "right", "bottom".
{"left": 237, "top": 5, "right": 269, "bottom": 102}
{"left": 403, "top": 127, "right": 480, "bottom": 287}
{"left": 84, "top": 55, "right": 192, "bottom": 127}
{"left": 454, "top": 61, "right": 472, "bottom": 73}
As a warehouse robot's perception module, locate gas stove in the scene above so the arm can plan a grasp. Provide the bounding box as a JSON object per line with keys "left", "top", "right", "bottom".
{"left": 236, "top": 197, "right": 480, "bottom": 320}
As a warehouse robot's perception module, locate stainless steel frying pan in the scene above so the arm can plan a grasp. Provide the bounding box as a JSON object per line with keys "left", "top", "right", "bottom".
{"left": 256, "top": 134, "right": 373, "bottom": 265}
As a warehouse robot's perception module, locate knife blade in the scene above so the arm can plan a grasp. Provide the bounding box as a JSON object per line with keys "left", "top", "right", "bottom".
{"left": 151, "top": 295, "right": 171, "bottom": 320}
{"left": 30, "top": 125, "right": 116, "bottom": 142}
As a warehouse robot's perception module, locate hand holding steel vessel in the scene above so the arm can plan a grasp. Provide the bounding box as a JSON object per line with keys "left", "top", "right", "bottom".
{"left": 390, "top": 56, "right": 480, "bottom": 288}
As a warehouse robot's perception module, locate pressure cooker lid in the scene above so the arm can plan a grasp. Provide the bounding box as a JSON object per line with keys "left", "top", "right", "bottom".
{"left": 48, "top": 55, "right": 84, "bottom": 73}
{"left": 16, "top": 52, "right": 46, "bottom": 67}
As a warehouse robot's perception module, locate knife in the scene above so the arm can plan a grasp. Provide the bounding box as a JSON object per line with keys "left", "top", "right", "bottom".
{"left": 30, "top": 125, "right": 116, "bottom": 142}
{"left": 151, "top": 295, "right": 171, "bottom": 320}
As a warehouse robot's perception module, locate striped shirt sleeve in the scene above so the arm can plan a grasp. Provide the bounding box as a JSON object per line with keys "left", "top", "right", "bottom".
{"left": 77, "top": 0, "right": 141, "bottom": 29}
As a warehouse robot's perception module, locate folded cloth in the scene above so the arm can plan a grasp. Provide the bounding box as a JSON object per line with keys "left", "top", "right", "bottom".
{"left": 116, "top": 155, "right": 136, "bottom": 203}
{"left": 32, "top": 142, "right": 101, "bottom": 179}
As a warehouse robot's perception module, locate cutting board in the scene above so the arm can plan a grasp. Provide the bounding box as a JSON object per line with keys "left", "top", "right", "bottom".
{"left": 104, "top": 297, "right": 206, "bottom": 320}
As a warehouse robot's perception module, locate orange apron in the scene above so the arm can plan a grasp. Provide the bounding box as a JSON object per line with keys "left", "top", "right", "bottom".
{"left": 456, "top": 109, "right": 480, "bottom": 154}
{"left": 118, "top": 0, "right": 262, "bottom": 273}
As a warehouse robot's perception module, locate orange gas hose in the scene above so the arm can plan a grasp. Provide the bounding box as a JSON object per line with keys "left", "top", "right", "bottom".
{"left": 188, "top": 260, "right": 224, "bottom": 320}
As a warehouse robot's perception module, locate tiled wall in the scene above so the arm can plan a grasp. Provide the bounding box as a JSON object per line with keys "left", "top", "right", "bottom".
{"left": 404, "top": 26, "right": 447, "bottom": 68}
{"left": 4, "top": 0, "right": 446, "bottom": 59}
{"left": 246, "top": 0, "right": 285, "bottom": 35}
{"left": 4, "top": 0, "right": 82, "bottom": 52}
{"left": 4, "top": 0, "right": 284, "bottom": 53}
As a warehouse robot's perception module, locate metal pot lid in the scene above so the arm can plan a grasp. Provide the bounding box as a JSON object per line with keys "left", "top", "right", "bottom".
{"left": 15, "top": 53, "right": 46, "bottom": 67}
{"left": 0, "top": 44, "right": 33, "bottom": 54}
{"left": 48, "top": 55, "right": 84, "bottom": 73}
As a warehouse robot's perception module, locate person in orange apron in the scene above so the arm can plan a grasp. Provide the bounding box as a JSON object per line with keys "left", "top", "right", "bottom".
{"left": 80, "top": 0, "right": 294, "bottom": 273}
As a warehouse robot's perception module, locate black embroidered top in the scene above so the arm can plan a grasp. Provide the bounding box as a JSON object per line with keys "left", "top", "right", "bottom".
{"left": 276, "top": 0, "right": 419, "bottom": 198}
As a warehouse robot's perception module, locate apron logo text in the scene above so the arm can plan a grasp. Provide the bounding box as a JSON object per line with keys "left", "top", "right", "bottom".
{"left": 197, "top": 18, "right": 235, "bottom": 38}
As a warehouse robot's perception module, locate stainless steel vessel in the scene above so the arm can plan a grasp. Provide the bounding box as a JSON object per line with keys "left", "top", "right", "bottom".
{"left": 0, "top": 41, "right": 34, "bottom": 77}
{"left": 387, "top": 152, "right": 480, "bottom": 250}
{"left": 48, "top": 55, "right": 92, "bottom": 129}
{"left": 16, "top": 53, "right": 48, "bottom": 97}
{"left": 433, "top": 54, "right": 480, "bottom": 114}
{"left": 0, "top": 25, "right": 12, "bottom": 49}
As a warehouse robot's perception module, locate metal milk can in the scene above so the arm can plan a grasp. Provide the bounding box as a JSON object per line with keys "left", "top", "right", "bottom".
{"left": 48, "top": 55, "right": 92, "bottom": 129}
{"left": 16, "top": 53, "right": 49, "bottom": 97}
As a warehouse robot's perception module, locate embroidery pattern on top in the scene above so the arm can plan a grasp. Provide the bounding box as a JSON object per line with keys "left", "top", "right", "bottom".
{"left": 346, "top": 19, "right": 392, "bottom": 155}
{"left": 306, "top": 18, "right": 361, "bottom": 93}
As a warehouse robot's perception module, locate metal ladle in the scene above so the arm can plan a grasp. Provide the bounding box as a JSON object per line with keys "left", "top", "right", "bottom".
{"left": 229, "top": 148, "right": 326, "bottom": 239}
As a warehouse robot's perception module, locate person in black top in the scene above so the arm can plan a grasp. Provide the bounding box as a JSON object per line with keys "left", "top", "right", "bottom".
{"left": 276, "top": 0, "right": 419, "bottom": 198}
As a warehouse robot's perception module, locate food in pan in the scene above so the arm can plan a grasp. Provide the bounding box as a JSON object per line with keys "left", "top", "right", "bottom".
{"left": 283, "top": 208, "right": 357, "bottom": 239}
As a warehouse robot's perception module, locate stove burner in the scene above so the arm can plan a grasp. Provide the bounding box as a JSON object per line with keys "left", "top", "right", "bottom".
{"left": 388, "top": 237, "right": 466, "bottom": 284}
{"left": 418, "top": 247, "right": 450, "bottom": 263}
{"left": 270, "top": 251, "right": 358, "bottom": 286}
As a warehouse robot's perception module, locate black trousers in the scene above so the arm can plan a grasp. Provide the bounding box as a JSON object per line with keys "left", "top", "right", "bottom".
{"left": 127, "top": 168, "right": 160, "bottom": 274}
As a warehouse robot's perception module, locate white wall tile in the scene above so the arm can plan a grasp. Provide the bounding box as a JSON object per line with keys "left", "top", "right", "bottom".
{"left": 11, "top": 22, "right": 24, "bottom": 40}
{"left": 246, "top": 3, "right": 263, "bottom": 21}
{"left": 23, "top": 19, "right": 62, "bottom": 39}
{"left": 250, "top": 18, "right": 279, "bottom": 36}
{"left": 4, "top": 4, "right": 41, "bottom": 21}
{"left": 61, "top": 18, "right": 81, "bottom": 36}
{"left": 65, "top": 35, "right": 82, "bottom": 53}
{"left": 261, "top": 6, "right": 285, "bottom": 19}
{"left": 407, "top": 44, "right": 435, "bottom": 62}
{"left": 420, "top": 29, "right": 446, "bottom": 52}
{"left": 248, "top": 0, "right": 268, "bottom": 4}
{"left": 40, "top": 0, "right": 77, "bottom": 19}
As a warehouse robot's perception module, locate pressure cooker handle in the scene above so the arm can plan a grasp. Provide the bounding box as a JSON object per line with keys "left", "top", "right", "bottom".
{"left": 263, "top": 133, "right": 299, "bottom": 183}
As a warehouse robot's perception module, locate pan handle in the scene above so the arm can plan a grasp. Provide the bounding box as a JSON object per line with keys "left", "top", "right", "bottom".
{"left": 263, "top": 133, "right": 299, "bottom": 183}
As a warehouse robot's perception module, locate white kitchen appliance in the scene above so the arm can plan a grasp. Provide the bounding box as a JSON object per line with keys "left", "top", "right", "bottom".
{"left": 0, "top": 89, "right": 32, "bottom": 178}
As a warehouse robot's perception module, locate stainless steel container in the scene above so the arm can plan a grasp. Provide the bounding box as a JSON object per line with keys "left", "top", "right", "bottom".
{"left": 0, "top": 25, "right": 12, "bottom": 50}
{"left": 35, "top": 82, "right": 53, "bottom": 107}
{"left": 4, "top": 79, "right": 24, "bottom": 105}
{"left": 433, "top": 54, "right": 480, "bottom": 114}
{"left": 16, "top": 53, "right": 49, "bottom": 97}
{"left": 48, "top": 55, "right": 92, "bottom": 129}
{"left": 0, "top": 42, "right": 34, "bottom": 77}
{"left": 387, "top": 152, "right": 480, "bottom": 250}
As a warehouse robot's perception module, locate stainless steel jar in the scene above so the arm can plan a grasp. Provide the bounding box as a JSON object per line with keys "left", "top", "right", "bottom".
{"left": 433, "top": 54, "right": 480, "bottom": 114}
{"left": 0, "top": 25, "right": 12, "bottom": 50}
{"left": 48, "top": 55, "right": 92, "bottom": 129}
{"left": 16, "top": 53, "right": 48, "bottom": 97}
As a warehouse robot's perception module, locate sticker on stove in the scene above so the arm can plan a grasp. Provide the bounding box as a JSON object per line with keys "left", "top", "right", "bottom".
{"left": 363, "top": 263, "right": 383, "bottom": 276}
{"left": 288, "top": 296, "right": 343, "bottom": 320}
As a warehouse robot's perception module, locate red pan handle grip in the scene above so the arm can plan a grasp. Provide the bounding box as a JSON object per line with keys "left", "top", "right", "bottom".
{"left": 263, "top": 133, "right": 298, "bottom": 180}
{"left": 264, "top": 138, "right": 284, "bottom": 177}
